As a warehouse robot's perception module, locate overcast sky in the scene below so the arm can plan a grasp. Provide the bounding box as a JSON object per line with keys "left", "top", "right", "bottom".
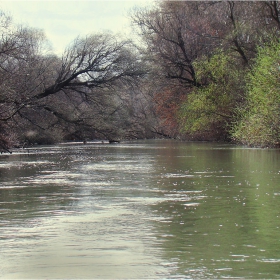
{"left": 0, "top": 0, "right": 153, "bottom": 55}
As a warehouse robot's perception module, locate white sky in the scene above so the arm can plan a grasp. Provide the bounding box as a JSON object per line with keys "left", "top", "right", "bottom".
{"left": 0, "top": 0, "right": 153, "bottom": 55}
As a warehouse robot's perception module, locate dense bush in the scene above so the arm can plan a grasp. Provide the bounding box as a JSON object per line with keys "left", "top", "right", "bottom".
{"left": 232, "top": 41, "right": 280, "bottom": 147}
{"left": 178, "top": 52, "right": 245, "bottom": 141}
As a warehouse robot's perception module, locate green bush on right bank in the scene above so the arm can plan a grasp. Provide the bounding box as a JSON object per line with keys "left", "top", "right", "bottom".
{"left": 232, "top": 41, "right": 280, "bottom": 147}
{"left": 178, "top": 41, "right": 280, "bottom": 147}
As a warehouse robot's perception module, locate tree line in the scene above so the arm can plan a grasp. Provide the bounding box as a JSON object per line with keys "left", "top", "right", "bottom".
{"left": 0, "top": 1, "right": 280, "bottom": 151}
{"left": 131, "top": 0, "right": 280, "bottom": 147}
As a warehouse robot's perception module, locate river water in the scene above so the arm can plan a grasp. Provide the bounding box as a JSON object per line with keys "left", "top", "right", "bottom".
{"left": 0, "top": 140, "right": 280, "bottom": 279}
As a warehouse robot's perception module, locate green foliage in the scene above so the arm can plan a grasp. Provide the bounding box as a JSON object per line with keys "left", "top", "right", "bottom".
{"left": 179, "top": 52, "right": 245, "bottom": 139}
{"left": 232, "top": 41, "right": 280, "bottom": 147}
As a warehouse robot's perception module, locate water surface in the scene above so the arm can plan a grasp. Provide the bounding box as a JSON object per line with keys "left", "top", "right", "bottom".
{"left": 1, "top": 140, "right": 280, "bottom": 278}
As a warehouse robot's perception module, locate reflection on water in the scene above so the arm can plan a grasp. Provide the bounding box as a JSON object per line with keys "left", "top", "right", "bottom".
{"left": 1, "top": 140, "right": 280, "bottom": 278}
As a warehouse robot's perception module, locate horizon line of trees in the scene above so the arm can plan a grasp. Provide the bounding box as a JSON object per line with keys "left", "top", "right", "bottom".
{"left": 0, "top": 1, "right": 280, "bottom": 152}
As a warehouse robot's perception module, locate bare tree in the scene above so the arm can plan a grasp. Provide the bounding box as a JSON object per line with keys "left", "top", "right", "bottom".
{"left": 131, "top": 1, "right": 214, "bottom": 88}
{"left": 0, "top": 8, "right": 148, "bottom": 150}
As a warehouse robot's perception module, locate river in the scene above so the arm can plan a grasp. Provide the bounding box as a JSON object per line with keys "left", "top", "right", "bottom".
{"left": 0, "top": 140, "right": 280, "bottom": 278}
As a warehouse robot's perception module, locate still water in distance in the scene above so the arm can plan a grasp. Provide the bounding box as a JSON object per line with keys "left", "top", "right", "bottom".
{"left": 1, "top": 140, "right": 280, "bottom": 279}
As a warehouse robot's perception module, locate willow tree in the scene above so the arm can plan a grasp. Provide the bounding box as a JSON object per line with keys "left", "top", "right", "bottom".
{"left": 25, "top": 33, "right": 147, "bottom": 142}
{"left": 0, "top": 11, "right": 147, "bottom": 150}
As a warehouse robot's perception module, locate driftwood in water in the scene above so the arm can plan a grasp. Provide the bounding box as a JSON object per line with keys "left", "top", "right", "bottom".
{"left": 109, "top": 139, "right": 120, "bottom": 144}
